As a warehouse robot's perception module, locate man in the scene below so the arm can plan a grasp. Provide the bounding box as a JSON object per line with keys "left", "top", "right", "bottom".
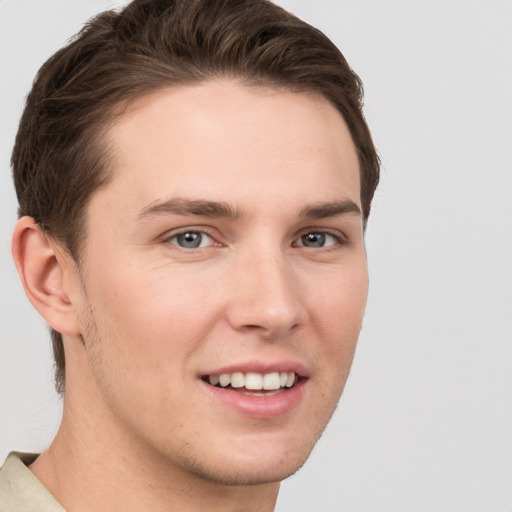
{"left": 0, "top": 0, "right": 379, "bottom": 510}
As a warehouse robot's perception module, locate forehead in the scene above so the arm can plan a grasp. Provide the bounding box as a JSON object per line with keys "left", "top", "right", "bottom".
{"left": 97, "top": 80, "right": 360, "bottom": 215}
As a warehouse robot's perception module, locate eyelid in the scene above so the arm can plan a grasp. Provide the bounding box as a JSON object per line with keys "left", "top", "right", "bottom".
{"left": 159, "top": 225, "right": 349, "bottom": 250}
{"left": 293, "top": 228, "right": 349, "bottom": 247}
{"left": 162, "top": 226, "right": 221, "bottom": 248}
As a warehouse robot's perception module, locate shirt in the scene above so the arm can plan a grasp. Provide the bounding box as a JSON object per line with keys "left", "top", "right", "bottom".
{"left": 0, "top": 452, "right": 65, "bottom": 512}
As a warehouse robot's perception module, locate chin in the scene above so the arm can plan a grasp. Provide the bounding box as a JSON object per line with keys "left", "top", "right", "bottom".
{"left": 171, "top": 429, "right": 323, "bottom": 486}
{"left": 186, "top": 451, "right": 311, "bottom": 486}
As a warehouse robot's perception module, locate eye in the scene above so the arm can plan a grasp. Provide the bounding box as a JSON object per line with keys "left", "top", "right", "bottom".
{"left": 295, "top": 232, "right": 340, "bottom": 248}
{"left": 167, "top": 230, "right": 214, "bottom": 249}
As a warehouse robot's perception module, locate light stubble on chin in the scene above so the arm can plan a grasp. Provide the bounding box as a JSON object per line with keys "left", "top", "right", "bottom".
{"left": 73, "top": 270, "right": 350, "bottom": 488}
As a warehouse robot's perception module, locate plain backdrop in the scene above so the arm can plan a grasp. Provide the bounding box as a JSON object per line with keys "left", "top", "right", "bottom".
{"left": 1, "top": 1, "right": 511, "bottom": 511}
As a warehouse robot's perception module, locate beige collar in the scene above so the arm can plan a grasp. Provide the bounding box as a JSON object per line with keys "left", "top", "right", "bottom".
{"left": 0, "top": 452, "right": 65, "bottom": 512}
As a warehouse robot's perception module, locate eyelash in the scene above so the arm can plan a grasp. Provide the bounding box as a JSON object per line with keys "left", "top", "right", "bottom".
{"left": 293, "top": 230, "right": 348, "bottom": 249}
{"left": 164, "top": 229, "right": 218, "bottom": 250}
{"left": 162, "top": 228, "right": 349, "bottom": 250}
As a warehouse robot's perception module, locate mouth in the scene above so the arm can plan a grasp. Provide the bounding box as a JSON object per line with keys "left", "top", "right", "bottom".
{"left": 201, "top": 371, "right": 299, "bottom": 397}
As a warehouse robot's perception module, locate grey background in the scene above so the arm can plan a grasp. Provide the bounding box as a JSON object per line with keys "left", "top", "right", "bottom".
{"left": 1, "top": 1, "right": 511, "bottom": 511}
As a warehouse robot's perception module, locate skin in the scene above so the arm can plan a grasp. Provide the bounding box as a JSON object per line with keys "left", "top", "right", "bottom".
{"left": 13, "top": 79, "right": 368, "bottom": 512}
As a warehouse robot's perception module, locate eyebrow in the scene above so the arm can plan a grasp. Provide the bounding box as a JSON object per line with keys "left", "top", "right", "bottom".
{"left": 298, "top": 200, "right": 361, "bottom": 220}
{"left": 137, "top": 198, "right": 244, "bottom": 220}
{"left": 137, "top": 197, "right": 361, "bottom": 222}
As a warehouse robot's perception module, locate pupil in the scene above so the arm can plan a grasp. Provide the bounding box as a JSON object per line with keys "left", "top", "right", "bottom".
{"left": 178, "top": 232, "right": 201, "bottom": 248}
{"left": 303, "top": 233, "right": 325, "bottom": 247}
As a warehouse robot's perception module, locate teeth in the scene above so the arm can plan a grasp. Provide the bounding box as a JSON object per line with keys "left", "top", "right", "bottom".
{"left": 231, "top": 372, "right": 244, "bottom": 388}
{"left": 208, "top": 371, "right": 297, "bottom": 390}
{"left": 218, "top": 373, "right": 230, "bottom": 387}
{"left": 263, "top": 372, "right": 281, "bottom": 390}
{"left": 239, "top": 389, "right": 284, "bottom": 397}
{"left": 245, "top": 372, "right": 263, "bottom": 390}
{"left": 285, "top": 372, "right": 295, "bottom": 388}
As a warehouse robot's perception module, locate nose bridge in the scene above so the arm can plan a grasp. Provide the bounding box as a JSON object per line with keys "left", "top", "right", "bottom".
{"left": 226, "top": 243, "right": 305, "bottom": 337}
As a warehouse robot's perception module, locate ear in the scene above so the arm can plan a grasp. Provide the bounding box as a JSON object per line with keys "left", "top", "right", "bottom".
{"left": 11, "top": 217, "right": 82, "bottom": 336}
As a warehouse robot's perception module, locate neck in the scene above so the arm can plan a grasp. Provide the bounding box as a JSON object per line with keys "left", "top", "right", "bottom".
{"left": 30, "top": 361, "right": 280, "bottom": 512}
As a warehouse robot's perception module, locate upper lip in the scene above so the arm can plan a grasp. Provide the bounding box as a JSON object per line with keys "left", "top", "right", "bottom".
{"left": 201, "top": 360, "right": 309, "bottom": 378}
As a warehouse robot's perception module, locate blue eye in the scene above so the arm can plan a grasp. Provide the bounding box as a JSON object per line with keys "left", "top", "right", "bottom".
{"left": 169, "top": 231, "right": 213, "bottom": 249}
{"left": 297, "top": 232, "right": 338, "bottom": 248}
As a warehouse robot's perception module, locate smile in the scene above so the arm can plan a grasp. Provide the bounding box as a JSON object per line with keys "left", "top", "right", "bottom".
{"left": 203, "top": 372, "right": 297, "bottom": 396}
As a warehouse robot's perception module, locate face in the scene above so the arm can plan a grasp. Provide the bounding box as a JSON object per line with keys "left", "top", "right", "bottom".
{"left": 71, "top": 80, "right": 368, "bottom": 485}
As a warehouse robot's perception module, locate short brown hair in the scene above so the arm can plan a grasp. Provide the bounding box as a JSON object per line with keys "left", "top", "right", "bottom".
{"left": 12, "top": 0, "right": 380, "bottom": 394}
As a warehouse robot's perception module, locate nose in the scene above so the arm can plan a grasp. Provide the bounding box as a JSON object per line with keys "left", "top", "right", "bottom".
{"left": 225, "top": 249, "right": 307, "bottom": 340}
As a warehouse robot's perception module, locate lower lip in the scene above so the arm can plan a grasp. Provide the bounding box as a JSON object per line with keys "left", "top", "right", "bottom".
{"left": 201, "top": 379, "right": 306, "bottom": 419}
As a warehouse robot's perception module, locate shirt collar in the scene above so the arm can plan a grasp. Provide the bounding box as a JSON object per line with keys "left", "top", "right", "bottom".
{"left": 0, "top": 452, "right": 65, "bottom": 512}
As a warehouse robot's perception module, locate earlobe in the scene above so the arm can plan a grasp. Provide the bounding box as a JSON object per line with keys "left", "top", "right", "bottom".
{"left": 11, "top": 216, "right": 82, "bottom": 336}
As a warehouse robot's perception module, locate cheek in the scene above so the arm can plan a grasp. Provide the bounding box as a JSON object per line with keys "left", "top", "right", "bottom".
{"left": 78, "top": 266, "right": 211, "bottom": 423}
{"left": 81, "top": 259, "right": 222, "bottom": 363}
{"left": 310, "top": 259, "right": 368, "bottom": 329}
{"left": 306, "top": 260, "right": 368, "bottom": 370}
